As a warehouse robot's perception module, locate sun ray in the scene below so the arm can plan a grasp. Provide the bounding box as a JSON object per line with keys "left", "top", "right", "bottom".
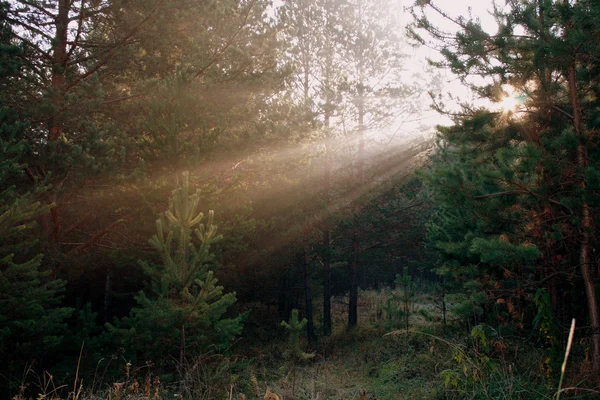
{"left": 493, "top": 84, "right": 524, "bottom": 115}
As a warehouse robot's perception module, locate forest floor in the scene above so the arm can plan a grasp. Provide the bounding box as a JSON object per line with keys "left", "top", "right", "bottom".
{"left": 19, "top": 289, "right": 598, "bottom": 399}
{"left": 237, "top": 289, "right": 595, "bottom": 400}
{"left": 254, "top": 290, "right": 447, "bottom": 400}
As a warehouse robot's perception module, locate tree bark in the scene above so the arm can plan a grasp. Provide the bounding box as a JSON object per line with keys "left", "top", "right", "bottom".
{"left": 348, "top": 235, "right": 359, "bottom": 328}
{"left": 279, "top": 275, "right": 291, "bottom": 321}
{"left": 303, "top": 246, "right": 317, "bottom": 342}
{"left": 348, "top": 80, "right": 365, "bottom": 329}
{"left": 42, "top": 0, "right": 71, "bottom": 241}
{"left": 568, "top": 62, "right": 600, "bottom": 371}
{"left": 322, "top": 229, "right": 332, "bottom": 336}
{"left": 49, "top": 0, "right": 69, "bottom": 142}
{"left": 103, "top": 265, "right": 112, "bottom": 323}
{"left": 322, "top": 61, "right": 332, "bottom": 336}
{"left": 179, "top": 324, "right": 185, "bottom": 366}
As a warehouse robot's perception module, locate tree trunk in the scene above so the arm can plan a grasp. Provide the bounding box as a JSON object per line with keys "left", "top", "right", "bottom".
{"left": 357, "top": 82, "right": 365, "bottom": 183}
{"left": 348, "top": 80, "right": 365, "bottom": 329}
{"left": 279, "top": 275, "right": 291, "bottom": 321}
{"left": 179, "top": 324, "right": 185, "bottom": 366}
{"left": 322, "top": 77, "right": 332, "bottom": 336}
{"left": 103, "top": 266, "right": 112, "bottom": 323}
{"left": 303, "top": 246, "right": 317, "bottom": 342}
{"left": 348, "top": 235, "right": 359, "bottom": 329}
{"left": 322, "top": 229, "right": 332, "bottom": 336}
{"left": 42, "top": 0, "right": 70, "bottom": 241}
{"left": 568, "top": 62, "right": 600, "bottom": 371}
{"left": 50, "top": 0, "right": 69, "bottom": 142}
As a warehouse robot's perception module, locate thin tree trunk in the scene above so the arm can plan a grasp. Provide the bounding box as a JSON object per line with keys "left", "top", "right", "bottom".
{"left": 357, "top": 82, "right": 365, "bottom": 183}
{"left": 322, "top": 229, "right": 332, "bottom": 336}
{"left": 104, "top": 266, "right": 112, "bottom": 323}
{"left": 279, "top": 275, "right": 290, "bottom": 321}
{"left": 50, "top": 0, "right": 69, "bottom": 142}
{"left": 568, "top": 62, "right": 600, "bottom": 371}
{"left": 348, "top": 235, "right": 359, "bottom": 328}
{"left": 180, "top": 324, "right": 185, "bottom": 366}
{"left": 442, "top": 287, "right": 447, "bottom": 326}
{"left": 348, "top": 81, "right": 365, "bottom": 329}
{"left": 322, "top": 71, "right": 332, "bottom": 336}
{"left": 42, "top": 0, "right": 70, "bottom": 241}
{"left": 303, "top": 246, "right": 317, "bottom": 342}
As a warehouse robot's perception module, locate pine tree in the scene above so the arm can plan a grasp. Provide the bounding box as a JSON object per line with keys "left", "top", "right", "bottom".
{"left": 337, "top": 0, "right": 420, "bottom": 329}
{"left": 0, "top": 200, "right": 72, "bottom": 364}
{"left": 411, "top": 0, "right": 600, "bottom": 370}
{"left": 0, "top": 3, "right": 71, "bottom": 380}
{"left": 108, "top": 172, "right": 243, "bottom": 366}
{"left": 281, "top": 309, "right": 315, "bottom": 361}
{"left": 423, "top": 112, "right": 542, "bottom": 327}
{"left": 281, "top": 308, "right": 315, "bottom": 397}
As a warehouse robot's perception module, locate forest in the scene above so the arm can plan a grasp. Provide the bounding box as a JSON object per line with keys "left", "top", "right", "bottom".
{"left": 1, "top": 0, "right": 600, "bottom": 399}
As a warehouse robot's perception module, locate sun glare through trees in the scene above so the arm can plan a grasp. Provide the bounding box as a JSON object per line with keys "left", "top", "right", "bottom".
{"left": 2, "top": 0, "right": 600, "bottom": 399}
{"left": 493, "top": 85, "right": 524, "bottom": 114}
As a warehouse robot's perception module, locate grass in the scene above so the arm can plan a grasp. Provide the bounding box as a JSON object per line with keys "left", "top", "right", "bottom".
{"left": 240, "top": 289, "right": 596, "bottom": 400}
{"left": 244, "top": 290, "right": 454, "bottom": 399}
{"left": 11, "top": 288, "right": 600, "bottom": 399}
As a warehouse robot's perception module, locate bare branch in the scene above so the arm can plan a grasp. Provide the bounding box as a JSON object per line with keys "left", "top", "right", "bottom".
{"left": 472, "top": 190, "right": 520, "bottom": 199}
{"left": 7, "top": 17, "right": 54, "bottom": 42}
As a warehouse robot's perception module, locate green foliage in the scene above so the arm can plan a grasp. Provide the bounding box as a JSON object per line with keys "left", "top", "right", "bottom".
{"left": 0, "top": 201, "right": 72, "bottom": 361}
{"left": 0, "top": 154, "right": 73, "bottom": 384}
{"left": 412, "top": 0, "right": 600, "bottom": 376}
{"left": 424, "top": 326, "right": 549, "bottom": 400}
{"left": 7, "top": 0, "right": 600, "bottom": 395}
{"left": 532, "top": 289, "right": 562, "bottom": 374}
{"left": 0, "top": 4, "right": 72, "bottom": 382}
{"left": 108, "top": 172, "right": 243, "bottom": 362}
{"left": 380, "top": 268, "right": 417, "bottom": 332}
{"left": 281, "top": 309, "right": 314, "bottom": 361}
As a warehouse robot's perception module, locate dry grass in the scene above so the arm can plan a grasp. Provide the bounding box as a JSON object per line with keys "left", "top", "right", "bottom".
{"left": 14, "top": 288, "right": 600, "bottom": 400}
{"left": 247, "top": 289, "right": 444, "bottom": 400}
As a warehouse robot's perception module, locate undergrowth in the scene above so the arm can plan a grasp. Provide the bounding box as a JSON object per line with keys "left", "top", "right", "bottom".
{"left": 10, "top": 288, "right": 600, "bottom": 399}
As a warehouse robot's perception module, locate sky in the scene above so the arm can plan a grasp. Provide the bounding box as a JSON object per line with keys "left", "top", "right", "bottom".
{"left": 269, "top": 0, "right": 503, "bottom": 141}
{"left": 405, "top": 1, "right": 503, "bottom": 100}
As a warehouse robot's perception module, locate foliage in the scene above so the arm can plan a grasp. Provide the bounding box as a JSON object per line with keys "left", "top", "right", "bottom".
{"left": 380, "top": 267, "right": 417, "bottom": 332}
{"left": 8, "top": 0, "right": 600, "bottom": 397}
{"left": 413, "top": 1, "right": 600, "bottom": 371}
{"left": 107, "top": 172, "right": 243, "bottom": 364}
{"left": 281, "top": 309, "right": 315, "bottom": 361}
{"left": 0, "top": 4, "right": 72, "bottom": 389}
{"left": 438, "top": 325, "right": 549, "bottom": 400}
{"left": 0, "top": 194, "right": 72, "bottom": 374}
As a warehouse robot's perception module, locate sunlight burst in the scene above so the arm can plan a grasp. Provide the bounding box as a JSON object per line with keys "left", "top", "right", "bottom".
{"left": 498, "top": 94, "right": 521, "bottom": 112}
{"left": 494, "top": 85, "right": 523, "bottom": 114}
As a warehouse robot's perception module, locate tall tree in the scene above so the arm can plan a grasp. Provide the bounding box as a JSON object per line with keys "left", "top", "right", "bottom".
{"left": 411, "top": 0, "right": 600, "bottom": 370}
{"left": 338, "top": 0, "right": 411, "bottom": 328}
{"left": 0, "top": 5, "right": 71, "bottom": 385}
{"left": 278, "top": 0, "right": 343, "bottom": 337}
{"left": 5, "top": 0, "right": 164, "bottom": 238}
{"left": 5, "top": 0, "right": 280, "bottom": 255}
